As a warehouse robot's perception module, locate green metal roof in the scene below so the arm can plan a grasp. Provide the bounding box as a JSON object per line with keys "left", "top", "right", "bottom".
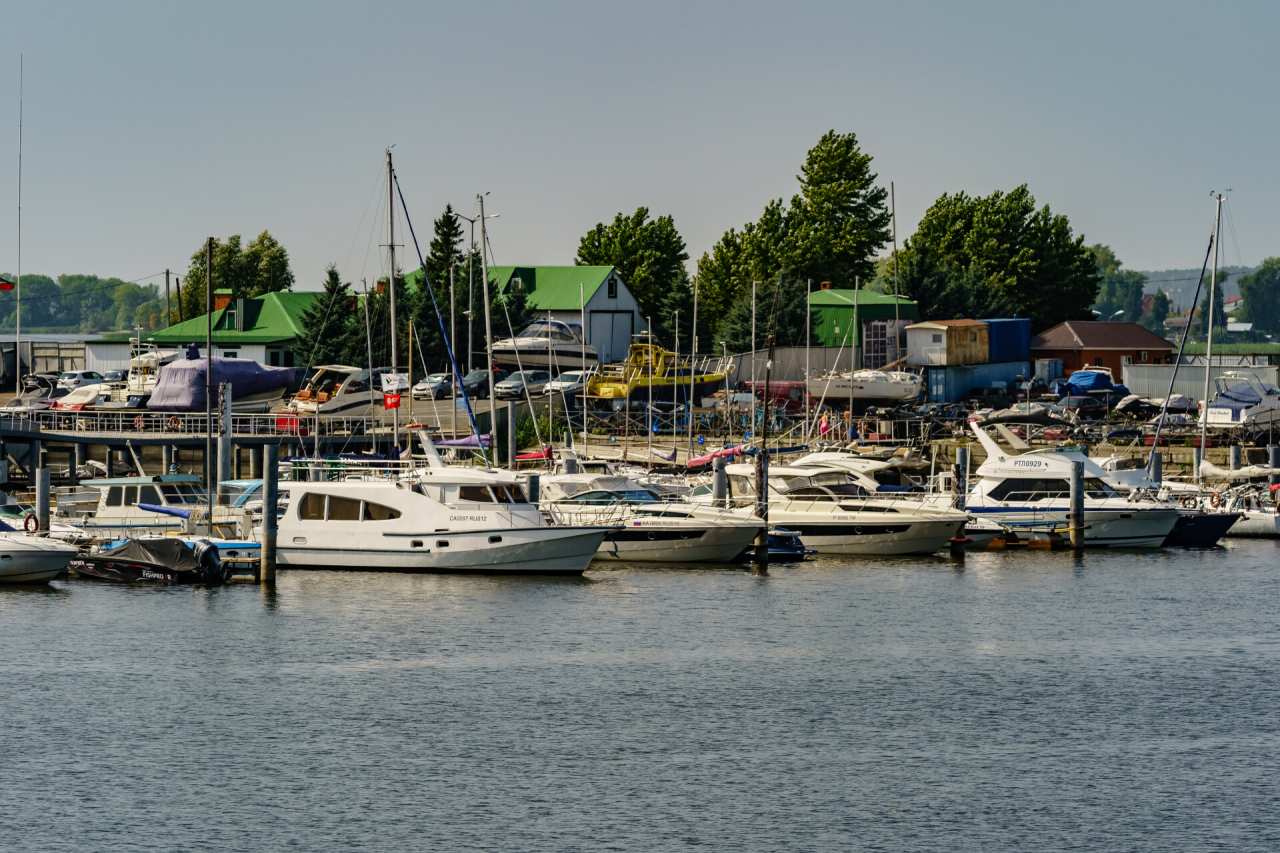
{"left": 137, "top": 291, "right": 322, "bottom": 345}
{"left": 809, "top": 289, "right": 920, "bottom": 347}
{"left": 405, "top": 265, "right": 617, "bottom": 310}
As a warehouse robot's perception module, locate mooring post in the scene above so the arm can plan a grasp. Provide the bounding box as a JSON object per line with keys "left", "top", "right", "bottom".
{"left": 507, "top": 400, "right": 517, "bottom": 471}
{"left": 1069, "top": 459, "right": 1085, "bottom": 550}
{"left": 35, "top": 448, "right": 49, "bottom": 532}
{"left": 67, "top": 446, "right": 78, "bottom": 488}
{"left": 954, "top": 446, "right": 969, "bottom": 510}
{"left": 1230, "top": 444, "right": 1242, "bottom": 472}
{"left": 250, "top": 445, "right": 262, "bottom": 480}
{"left": 1193, "top": 445, "right": 1204, "bottom": 477}
{"left": 262, "top": 443, "right": 278, "bottom": 584}
{"left": 161, "top": 444, "right": 172, "bottom": 476}
{"left": 29, "top": 440, "right": 41, "bottom": 488}
{"left": 1270, "top": 446, "right": 1280, "bottom": 487}
{"left": 712, "top": 455, "right": 728, "bottom": 508}
{"left": 1150, "top": 451, "right": 1162, "bottom": 487}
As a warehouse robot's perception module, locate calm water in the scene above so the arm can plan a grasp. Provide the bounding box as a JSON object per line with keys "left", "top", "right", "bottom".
{"left": 3, "top": 540, "right": 1279, "bottom": 852}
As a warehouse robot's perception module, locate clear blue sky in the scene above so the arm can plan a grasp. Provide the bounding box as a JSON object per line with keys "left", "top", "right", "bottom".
{"left": 1, "top": 1, "right": 1275, "bottom": 293}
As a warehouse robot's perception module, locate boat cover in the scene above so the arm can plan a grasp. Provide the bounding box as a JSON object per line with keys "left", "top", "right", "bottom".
{"left": 97, "top": 538, "right": 200, "bottom": 572}
{"left": 147, "top": 357, "right": 295, "bottom": 412}
{"left": 434, "top": 434, "right": 492, "bottom": 448}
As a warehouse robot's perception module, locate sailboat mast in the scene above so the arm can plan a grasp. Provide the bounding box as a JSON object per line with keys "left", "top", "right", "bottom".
{"left": 1198, "top": 193, "right": 1223, "bottom": 483}
{"left": 15, "top": 56, "right": 21, "bottom": 384}
{"left": 891, "top": 181, "right": 900, "bottom": 367}
{"left": 387, "top": 149, "right": 400, "bottom": 452}
{"left": 478, "top": 194, "right": 496, "bottom": 457}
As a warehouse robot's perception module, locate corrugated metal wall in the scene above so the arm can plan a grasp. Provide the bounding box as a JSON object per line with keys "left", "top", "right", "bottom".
{"left": 926, "top": 361, "right": 1032, "bottom": 402}
{"left": 1122, "top": 364, "right": 1280, "bottom": 401}
{"left": 983, "top": 319, "right": 1031, "bottom": 362}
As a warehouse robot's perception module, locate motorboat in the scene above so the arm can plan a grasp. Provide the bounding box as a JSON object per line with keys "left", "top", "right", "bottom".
{"left": 70, "top": 474, "right": 209, "bottom": 535}
{"left": 276, "top": 452, "right": 608, "bottom": 574}
{"left": 585, "top": 333, "right": 733, "bottom": 408}
{"left": 147, "top": 356, "right": 294, "bottom": 414}
{"left": 492, "top": 320, "right": 598, "bottom": 370}
{"left": 738, "top": 527, "right": 816, "bottom": 563}
{"left": 50, "top": 383, "right": 112, "bottom": 411}
{"left": 0, "top": 523, "right": 78, "bottom": 582}
{"left": 538, "top": 473, "right": 763, "bottom": 563}
{"left": 283, "top": 365, "right": 380, "bottom": 416}
{"left": 806, "top": 369, "right": 923, "bottom": 403}
{"left": 2, "top": 373, "right": 70, "bottom": 414}
{"left": 121, "top": 338, "right": 182, "bottom": 399}
{"left": 1203, "top": 372, "right": 1280, "bottom": 429}
{"left": 963, "top": 424, "right": 1179, "bottom": 547}
{"left": 70, "top": 537, "right": 230, "bottom": 584}
{"left": 720, "top": 462, "right": 969, "bottom": 555}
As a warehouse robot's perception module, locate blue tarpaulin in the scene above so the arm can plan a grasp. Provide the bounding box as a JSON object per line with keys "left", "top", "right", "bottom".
{"left": 147, "top": 357, "right": 295, "bottom": 412}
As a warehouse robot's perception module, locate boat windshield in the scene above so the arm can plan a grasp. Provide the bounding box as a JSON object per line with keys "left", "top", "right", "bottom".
{"left": 570, "top": 489, "right": 661, "bottom": 504}
{"left": 160, "top": 483, "right": 205, "bottom": 504}
{"left": 519, "top": 322, "right": 578, "bottom": 342}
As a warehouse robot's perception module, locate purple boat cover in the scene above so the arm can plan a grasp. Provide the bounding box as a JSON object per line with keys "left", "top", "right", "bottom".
{"left": 147, "top": 357, "right": 295, "bottom": 412}
{"left": 434, "top": 434, "right": 492, "bottom": 448}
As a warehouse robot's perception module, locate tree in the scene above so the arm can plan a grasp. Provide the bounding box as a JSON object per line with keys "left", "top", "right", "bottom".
{"left": 895, "top": 247, "right": 1012, "bottom": 321}
{"left": 576, "top": 207, "right": 689, "bottom": 319}
{"left": 696, "top": 131, "right": 891, "bottom": 337}
{"left": 296, "top": 265, "right": 358, "bottom": 369}
{"left": 897, "top": 185, "right": 1098, "bottom": 331}
{"left": 1198, "top": 279, "right": 1226, "bottom": 338}
{"left": 1090, "top": 244, "right": 1147, "bottom": 322}
{"left": 715, "top": 275, "right": 815, "bottom": 355}
{"left": 425, "top": 204, "right": 466, "bottom": 290}
{"left": 1143, "top": 288, "right": 1170, "bottom": 331}
{"left": 408, "top": 205, "right": 470, "bottom": 374}
{"left": 1239, "top": 258, "right": 1280, "bottom": 337}
{"left": 178, "top": 231, "right": 294, "bottom": 320}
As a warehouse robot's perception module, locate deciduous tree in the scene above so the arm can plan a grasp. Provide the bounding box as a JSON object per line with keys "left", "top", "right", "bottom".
{"left": 577, "top": 207, "right": 689, "bottom": 320}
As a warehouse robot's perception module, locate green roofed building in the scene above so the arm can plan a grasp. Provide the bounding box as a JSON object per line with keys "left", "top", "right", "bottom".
{"left": 406, "top": 265, "right": 646, "bottom": 363}
{"left": 84, "top": 290, "right": 323, "bottom": 373}
{"left": 808, "top": 289, "right": 919, "bottom": 367}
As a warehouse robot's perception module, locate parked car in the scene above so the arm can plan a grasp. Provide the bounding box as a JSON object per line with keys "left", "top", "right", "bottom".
{"left": 460, "top": 369, "right": 508, "bottom": 399}
{"left": 964, "top": 386, "right": 1013, "bottom": 410}
{"left": 1012, "top": 378, "right": 1049, "bottom": 401}
{"left": 547, "top": 369, "right": 594, "bottom": 395}
{"left": 57, "top": 370, "right": 105, "bottom": 390}
{"left": 1058, "top": 395, "right": 1109, "bottom": 419}
{"left": 494, "top": 370, "right": 552, "bottom": 399}
{"left": 412, "top": 373, "right": 454, "bottom": 400}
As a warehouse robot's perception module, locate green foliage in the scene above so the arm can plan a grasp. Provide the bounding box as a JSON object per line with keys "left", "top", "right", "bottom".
{"left": 1146, "top": 289, "right": 1170, "bottom": 331}
{"left": 895, "top": 248, "right": 1012, "bottom": 320}
{"left": 715, "top": 275, "right": 816, "bottom": 354}
{"left": 410, "top": 207, "right": 471, "bottom": 375}
{"left": 0, "top": 273, "right": 162, "bottom": 332}
{"left": 1090, "top": 245, "right": 1147, "bottom": 322}
{"left": 1198, "top": 278, "right": 1226, "bottom": 337}
{"left": 1238, "top": 258, "right": 1280, "bottom": 337}
{"left": 576, "top": 207, "right": 690, "bottom": 319}
{"left": 296, "top": 265, "right": 359, "bottom": 368}
{"left": 178, "top": 231, "right": 294, "bottom": 322}
{"left": 897, "top": 185, "right": 1098, "bottom": 331}
{"left": 696, "top": 131, "right": 891, "bottom": 334}
{"left": 515, "top": 412, "right": 554, "bottom": 450}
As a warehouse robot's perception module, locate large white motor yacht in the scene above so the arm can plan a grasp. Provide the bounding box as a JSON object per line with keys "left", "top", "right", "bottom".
{"left": 720, "top": 462, "right": 968, "bottom": 555}
{"left": 538, "top": 473, "right": 762, "bottom": 562}
{"left": 277, "top": 463, "right": 607, "bottom": 575}
{"left": 962, "top": 425, "right": 1179, "bottom": 547}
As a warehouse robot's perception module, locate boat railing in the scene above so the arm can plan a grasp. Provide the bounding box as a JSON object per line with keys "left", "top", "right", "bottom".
{"left": 3, "top": 409, "right": 425, "bottom": 440}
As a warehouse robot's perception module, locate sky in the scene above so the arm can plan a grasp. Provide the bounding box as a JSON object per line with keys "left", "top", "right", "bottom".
{"left": 1, "top": 0, "right": 1276, "bottom": 294}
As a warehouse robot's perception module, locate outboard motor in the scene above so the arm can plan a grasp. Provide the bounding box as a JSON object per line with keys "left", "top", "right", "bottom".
{"left": 190, "top": 539, "right": 229, "bottom": 584}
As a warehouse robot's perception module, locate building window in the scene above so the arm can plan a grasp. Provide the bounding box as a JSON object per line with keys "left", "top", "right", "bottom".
{"left": 932, "top": 334, "right": 942, "bottom": 343}
{"left": 269, "top": 351, "right": 280, "bottom": 366}
{"left": 1139, "top": 351, "right": 1148, "bottom": 362}
{"left": 1122, "top": 356, "right": 1132, "bottom": 366}
{"left": 1094, "top": 358, "right": 1103, "bottom": 367}
{"left": 608, "top": 276, "right": 618, "bottom": 299}
{"left": 223, "top": 351, "right": 238, "bottom": 359}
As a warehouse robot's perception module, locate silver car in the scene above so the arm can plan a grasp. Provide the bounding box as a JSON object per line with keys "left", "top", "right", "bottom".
{"left": 494, "top": 370, "right": 551, "bottom": 399}
{"left": 58, "top": 370, "right": 105, "bottom": 390}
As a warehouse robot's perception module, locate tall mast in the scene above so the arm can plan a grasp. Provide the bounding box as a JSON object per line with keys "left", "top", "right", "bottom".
{"left": 205, "top": 237, "right": 214, "bottom": 534}
{"left": 478, "top": 193, "right": 496, "bottom": 454}
{"left": 689, "top": 276, "right": 697, "bottom": 455}
{"left": 15, "top": 56, "right": 21, "bottom": 383}
{"left": 891, "top": 181, "right": 899, "bottom": 367}
{"left": 1197, "top": 193, "right": 1223, "bottom": 484}
{"left": 386, "top": 148, "right": 399, "bottom": 452}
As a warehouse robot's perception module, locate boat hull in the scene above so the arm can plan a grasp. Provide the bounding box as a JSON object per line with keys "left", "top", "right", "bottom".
{"left": 1224, "top": 510, "right": 1280, "bottom": 538}
{"left": 69, "top": 556, "right": 208, "bottom": 583}
{"left": 1162, "top": 512, "right": 1239, "bottom": 547}
{"left": 594, "top": 520, "right": 760, "bottom": 562}
{"left": 277, "top": 526, "right": 608, "bottom": 575}
{"left": 768, "top": 515, "right": 965, "bottom": 555}
{"left": 805, "top": 376, "right": 922, "bottom": 402}
{"left": 0, "top": 538, "right": 77, "bottom": 583}
{"left": 966, "top": 507, "right": 1179, "bottom": 548}
{"left": 591, "top": 378, "right": 728, "bottom": 407}
{"left": 492, "top": 344, "right": 598, "bottom": 371}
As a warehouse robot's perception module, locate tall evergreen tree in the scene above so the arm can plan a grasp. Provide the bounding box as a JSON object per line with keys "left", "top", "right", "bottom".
{"left": 295, "top": 265, "right": 355, "bottom": 368}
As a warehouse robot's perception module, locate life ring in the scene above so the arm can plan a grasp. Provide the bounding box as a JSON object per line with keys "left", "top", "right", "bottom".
{"left": 168, "top": 416, "right": 181, "bottom": 431}
{"left": 23, "top": 513, "right": 38, "bottom": 534}
{"left": 1209, "top": 492, "right": 1221, "bottom": 509}
{"left": 1180, "top": 495, "right": 1197, "bottom": 508}
{"left": 134, "top": 414, "right": 146, "bottom": 431}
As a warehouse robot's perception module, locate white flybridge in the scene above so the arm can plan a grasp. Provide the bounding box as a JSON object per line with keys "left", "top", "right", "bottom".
{"left": 538, "top": 472, "right": 762, "bottom": 562}
{"left": 720, "top": 462, "right": 968, "bottom": 555}
{"left": 1202, "top": 372, "right": 1280, "bottom": 429}
{"left": 963, "top": 424, "right": 1179, "bottom": 547}
{"left": 805, "top": 369, "right": 922, "bottom": 402}
{"left": 275, "top": 436, "right": 608, "bottom": 575}
{"left": 492, "top": 320, "right": 597, "bottom": 370}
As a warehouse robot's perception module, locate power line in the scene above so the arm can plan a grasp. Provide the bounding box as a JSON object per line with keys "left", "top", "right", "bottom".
{"left": 0, "top": 273, "right": 165, "bottom": 304}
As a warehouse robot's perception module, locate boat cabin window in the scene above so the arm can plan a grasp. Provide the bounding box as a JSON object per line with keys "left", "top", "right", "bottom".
{"left": 459, "top": 485, "right": 496, "bottom": 503}
{"left": 729, "top": 475, "right": 753, "bottom": 496}
{"left": 160, "top": 484, "right": 202, "bottom": 505}
{"left": 299, "top": 492, "right": 326, "bottom": 520}
{"left": 106, "top": 487, "right": 123, "bottom": 507}
{"left": 569, "top": 490, "right": 620, "bottom": 505}
{"left": 363, "top": 501, "right": 402, "bottom": 521}
{"left": 328, "top": 495, "right": 362, "bottom": 521}
{"left": 491, "top": 484, "right": 529, "bottom": 504}
{"left": 139, "top": 485, "right": 161, "bottom": 506}
{"left": 987, "top": 478, "right": 1070, "bottom": 501}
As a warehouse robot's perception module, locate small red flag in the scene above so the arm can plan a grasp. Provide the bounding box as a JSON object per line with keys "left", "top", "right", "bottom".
{"left": 0, "top": 279, "right": 14, "bottom": 291}
{"left": 383, "top": 393, "right": 401, "bottom": 410}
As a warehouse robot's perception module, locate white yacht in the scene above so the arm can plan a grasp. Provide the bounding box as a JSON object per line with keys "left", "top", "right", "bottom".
{"left": 492, "top": 320, "right": 597, "bottom": 370}
{"left": 1203, "top": 372, "right": 1280, "bottom": 429}
{"left": 806, "top": 369, "right": 923, "bottom": 402}
{"left": 720, "top": 462, "right": 968, "bottom": 555}
{"left": 0, "top": 527, "right": 78, "bottom": 583}
{"left": 124, "top": 338, "right": 182, "bottom": 398}
{"left": 963, "top": 425, "right": 1179, "bottom": 547}
{"left": 277, "top": 464, "right": 608, "bottom": 575}
{"left": 285, "top": 365, "right": 380, "bottom": 416}
{"left": 70, "top": 475, "right": 209, "bottom": 535}
{"left": 538, "top": 473, "right": 762, "bottom": 562}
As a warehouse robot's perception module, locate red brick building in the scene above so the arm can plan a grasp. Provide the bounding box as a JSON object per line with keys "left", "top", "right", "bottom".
{"left": 1031, "top": 321, "right": 1175, "bottom": 376}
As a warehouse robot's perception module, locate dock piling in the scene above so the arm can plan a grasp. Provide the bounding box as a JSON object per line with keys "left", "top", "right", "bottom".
{"left": 35, "top": 450, "right": 49, "bottom": 532}
{"left": 1270, "top": 446, "right": 1280, "bottom": 487}
{"left": 1150, "top": 451, "right": 1162, "bottom": 486}
{"left": 954, "top": 447, "right": 969, "bottom": 510}
{"left": 712, "top": 456, "right": 727, "bottom": 508}
{"left": 1230, "top": 445, "right": 1242, "bottom": 472}
{"left": 1069, "top": 460, "right": 1084, "bottom": 550}
{"left": 262, "top": 444, "right": 278, "bottom": 584}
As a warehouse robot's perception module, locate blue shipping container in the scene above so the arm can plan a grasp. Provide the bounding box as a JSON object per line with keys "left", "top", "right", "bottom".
{"left": 981, "top": 318, "right": 1031, "bottom": 363}
{"left": 926, "top": 361, "right": 1032, "bottom": 402}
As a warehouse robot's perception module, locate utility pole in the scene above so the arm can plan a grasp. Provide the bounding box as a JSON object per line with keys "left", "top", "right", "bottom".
{"left": 164, "top": 269, "right": 171, "bottom": 328}
{"left": 386, "top": 148, "right": 400, "bottom": 453}
{"left": 205, "top": 237, "right": 214, "bottom": 536}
